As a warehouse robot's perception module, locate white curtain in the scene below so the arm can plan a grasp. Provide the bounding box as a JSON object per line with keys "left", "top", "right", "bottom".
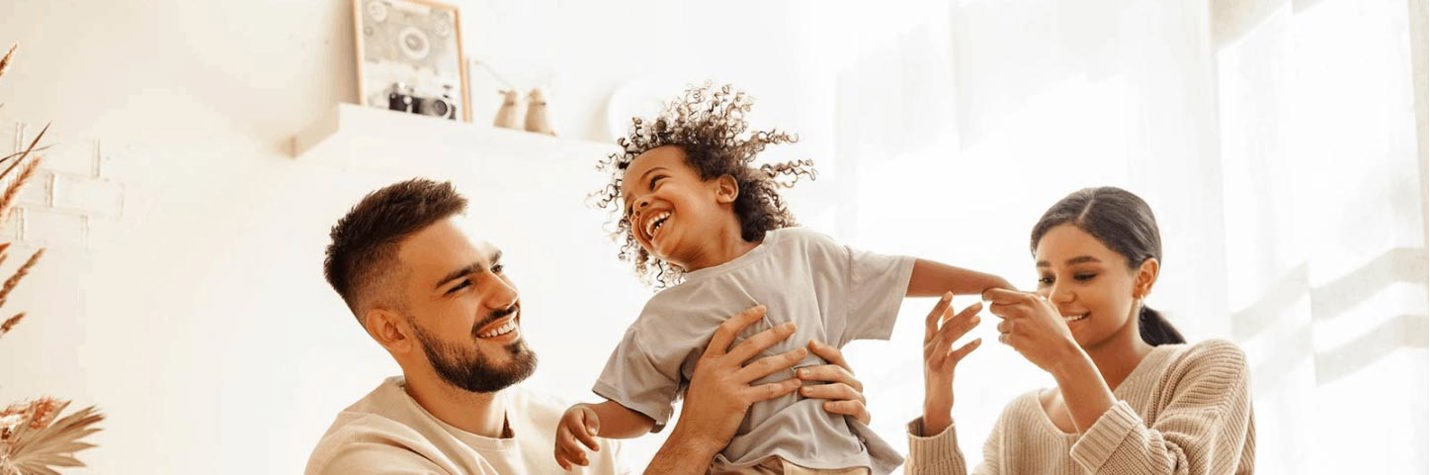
{"left": 831, "top": 1, "right": 1428, "bottom": 473}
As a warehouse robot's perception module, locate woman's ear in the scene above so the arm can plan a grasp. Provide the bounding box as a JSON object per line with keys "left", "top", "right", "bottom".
{"left": 715, "top": 175, "right": 739, "bottom": 204}
{"left": 1134, "top": 258, "right": 1160, "bottom": 298}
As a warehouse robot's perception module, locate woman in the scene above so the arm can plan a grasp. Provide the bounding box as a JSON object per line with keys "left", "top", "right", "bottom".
{"left": 909, "top": 187, "right": 1255, "bottom": 474}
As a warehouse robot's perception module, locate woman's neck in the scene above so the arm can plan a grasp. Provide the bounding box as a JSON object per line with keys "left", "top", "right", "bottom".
{"left": 1082, "top": 320, "right": 1155, "bottom": 392}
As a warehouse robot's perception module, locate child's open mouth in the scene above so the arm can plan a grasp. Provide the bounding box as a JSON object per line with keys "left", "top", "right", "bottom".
{"left": 644, "top": 211, "right": 671, "bottom": 241}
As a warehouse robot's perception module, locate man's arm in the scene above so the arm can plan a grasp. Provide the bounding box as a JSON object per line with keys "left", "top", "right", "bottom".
{"left": 907, "top": 258, "right": 1013, "bottom": 298}
{"left": 645, "top": 305, "right": 805, "bottom": 475}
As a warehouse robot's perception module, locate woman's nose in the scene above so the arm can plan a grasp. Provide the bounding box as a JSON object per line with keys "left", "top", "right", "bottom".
{"left": 1047, "top": 282, "right": 1075, "bottom": 304}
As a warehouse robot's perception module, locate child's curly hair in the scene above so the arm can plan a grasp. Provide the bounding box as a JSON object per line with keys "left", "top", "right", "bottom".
{"left": 592, "top": 83, "right": 816, "bottom": 289}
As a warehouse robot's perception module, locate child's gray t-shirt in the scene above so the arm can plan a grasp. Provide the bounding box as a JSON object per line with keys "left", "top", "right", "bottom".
{"left": 592, "top": 227, "right": 914, "bottom": 474}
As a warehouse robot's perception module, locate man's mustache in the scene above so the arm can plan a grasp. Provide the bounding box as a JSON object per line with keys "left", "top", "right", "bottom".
{"left": 469, "top": 304, "right": 519, "bottom": 337}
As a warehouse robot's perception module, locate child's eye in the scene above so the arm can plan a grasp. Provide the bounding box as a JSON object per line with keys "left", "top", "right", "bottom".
{"left": 649, "top": 176, "right": 664, "bottom": 189}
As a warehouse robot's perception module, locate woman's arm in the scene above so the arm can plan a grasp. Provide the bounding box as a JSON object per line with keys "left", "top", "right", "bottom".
{"left": 907, "top": 259, "right": 1014, "bottom": 298}
{"left": 1066, "top": 341, "right": 1254, "bottom": 474}
{"left": 905, "top": 294, "right": 983, "bottom": 475}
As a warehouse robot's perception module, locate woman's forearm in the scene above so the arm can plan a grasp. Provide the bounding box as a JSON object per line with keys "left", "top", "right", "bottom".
{"left": 1049, "top": 349, "right": 1117, "bottom": 433}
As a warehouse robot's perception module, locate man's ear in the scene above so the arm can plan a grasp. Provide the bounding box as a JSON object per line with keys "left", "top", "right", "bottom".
{"left": 1134, "top": 258, "right": 1160, "bottom": 298}
{"left": 715, "top": 175, "right": 739, "bottom": 204}
{"left": 364, "top": 307, "right": 414, "bottom": 354}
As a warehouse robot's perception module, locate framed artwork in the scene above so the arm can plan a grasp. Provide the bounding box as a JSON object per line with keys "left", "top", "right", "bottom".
{"left": 353, "top": 0, "right": 470, "bottom": 122}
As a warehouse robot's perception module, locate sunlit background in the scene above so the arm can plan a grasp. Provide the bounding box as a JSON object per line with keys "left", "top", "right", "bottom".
{"left": 0, "top": 0, "right": 1425, "bottom": 473}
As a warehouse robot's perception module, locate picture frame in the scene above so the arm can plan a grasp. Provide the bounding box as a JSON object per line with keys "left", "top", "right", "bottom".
{"left": 352, "top": 0, "right": 471, "bottom": 122}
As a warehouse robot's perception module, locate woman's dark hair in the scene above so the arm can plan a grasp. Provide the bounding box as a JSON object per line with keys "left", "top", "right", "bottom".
{"left": 1030, "top": 187, "right": 1185, "bottom": 346}
{"left": 592, "top": 83, "right": 815, "bottom": 288}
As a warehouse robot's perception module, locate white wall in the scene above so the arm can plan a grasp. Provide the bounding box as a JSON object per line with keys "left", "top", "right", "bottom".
{"left": 0, "top": 0, "right": 913, "bottom": 472}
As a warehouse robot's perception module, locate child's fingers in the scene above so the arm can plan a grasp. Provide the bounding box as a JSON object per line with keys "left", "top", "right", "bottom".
{"left": 573, "top": 420, "right": 600, "bottom": 452}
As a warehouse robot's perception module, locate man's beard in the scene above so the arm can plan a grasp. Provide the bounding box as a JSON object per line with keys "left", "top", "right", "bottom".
{"left": 409, "top": 308, "right": 538, "bottom": 393}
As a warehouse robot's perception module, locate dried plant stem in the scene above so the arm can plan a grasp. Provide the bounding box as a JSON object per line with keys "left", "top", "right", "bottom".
{"left": 0, "top": 44, "right": 15, "bottom": 82}
{"left": 0, "top": 123, "right": 47, "bottom": 179}
{"left": 0, "top": 249, "right": 43, "bottom": 311}
{"left": 0, "top": 156, "right": 40, "bottom": 222}
{"left": 0, "top": 313, "right": 23, "bottom": 338}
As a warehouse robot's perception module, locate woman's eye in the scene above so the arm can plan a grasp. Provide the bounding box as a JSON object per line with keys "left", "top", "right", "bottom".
{"left": 1074, "top": 273, "right": 1097, "bottom": 282}
{"left": 1037, "top": 276, "right": 1054, "bottom": 286}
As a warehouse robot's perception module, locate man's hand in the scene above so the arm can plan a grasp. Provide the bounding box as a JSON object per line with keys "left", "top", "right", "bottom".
{"left": 554, "top": 404, "right": 601, "bottom": 470}
{"left": 646, "top": 304, "right": 805, "bottom": 474}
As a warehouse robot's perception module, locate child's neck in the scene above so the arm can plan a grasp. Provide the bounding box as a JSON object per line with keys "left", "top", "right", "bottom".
{"left": 680, "top": 221, "right": 760, "bottom": 272}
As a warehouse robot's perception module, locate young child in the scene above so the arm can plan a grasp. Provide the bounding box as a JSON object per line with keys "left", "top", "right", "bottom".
{"left": 556, "top": 84, "right": 1011, "bottom": 474}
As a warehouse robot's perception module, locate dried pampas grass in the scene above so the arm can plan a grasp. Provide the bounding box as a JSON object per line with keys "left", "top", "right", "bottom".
{"left": 0, "top": 42, "right": 105, "bottom": 474}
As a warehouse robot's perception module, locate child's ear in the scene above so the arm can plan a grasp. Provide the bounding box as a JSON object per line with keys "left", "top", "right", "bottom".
{"left": 715, "top": 175, "right": 739, "bottom": 204}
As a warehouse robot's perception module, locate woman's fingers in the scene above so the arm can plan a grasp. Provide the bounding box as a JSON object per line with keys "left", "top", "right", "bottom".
{"left": 924, "top": 292, "right": 954, "bottom": 342}
{"left": 944, "top": 337, "right": 982, "bottom": 371}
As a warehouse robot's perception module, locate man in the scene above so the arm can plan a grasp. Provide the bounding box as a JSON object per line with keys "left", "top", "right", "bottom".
{"left": 306, "top": 179, "right": 862, "bottom": 474}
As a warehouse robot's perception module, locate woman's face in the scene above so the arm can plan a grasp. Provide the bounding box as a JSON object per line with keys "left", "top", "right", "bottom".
{"left": 1033, "top": 223, "right": 1155, "bottom": 350}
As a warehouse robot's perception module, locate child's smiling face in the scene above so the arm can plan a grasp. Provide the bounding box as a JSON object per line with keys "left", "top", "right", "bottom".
{"left": 620, "top": 145, "right": 735, "bottom": 268}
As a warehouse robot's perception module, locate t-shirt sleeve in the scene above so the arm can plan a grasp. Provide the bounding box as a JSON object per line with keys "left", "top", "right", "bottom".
{"left": 591, "top": 326, "right": 683, "bottom": 432}
{"left": 798, "top": 229, "right": 914, "bottom": 345}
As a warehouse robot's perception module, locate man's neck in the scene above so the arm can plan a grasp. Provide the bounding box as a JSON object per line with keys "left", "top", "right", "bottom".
{"left": 402, "top": 373, "right": 508, "bottom": 438}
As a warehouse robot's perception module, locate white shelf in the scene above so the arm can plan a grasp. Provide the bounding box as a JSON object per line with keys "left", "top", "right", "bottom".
{"left": 289, "top": 104, "right": 620, "bottom": 177}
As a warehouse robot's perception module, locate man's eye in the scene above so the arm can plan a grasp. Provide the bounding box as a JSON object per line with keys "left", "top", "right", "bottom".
{"left": 492, "top": 264, "right": 504, "bottom": 274}
{"left": 447, "top": 280, "right": 472, "bottom": 294}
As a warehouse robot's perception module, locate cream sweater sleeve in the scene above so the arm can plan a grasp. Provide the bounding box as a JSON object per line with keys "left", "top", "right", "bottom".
{"left": 1069, "top": 340, "right": 1255, "bottom": 474}
{"left": 905, "top": 416, "right": 1004, "bottom": 475}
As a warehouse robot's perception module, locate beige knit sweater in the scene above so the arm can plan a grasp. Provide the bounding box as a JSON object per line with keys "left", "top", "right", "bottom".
{"left": 906, "top": 339, "right": 1255, "bottom": 474}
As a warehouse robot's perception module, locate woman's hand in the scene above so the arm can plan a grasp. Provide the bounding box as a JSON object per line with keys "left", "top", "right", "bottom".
{"left": 922, "top": 293, "right": 984, "bottom": 436}
{"left": 983, "top": 288, "right": 1081, "bottom": 374}
{"left": 797, "top": 340, "right": 870, "bottom": 424}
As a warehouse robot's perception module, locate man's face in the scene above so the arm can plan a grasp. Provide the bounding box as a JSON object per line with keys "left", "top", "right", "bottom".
{"left": 394, "top": 216, "right": 536, "bottom": 393}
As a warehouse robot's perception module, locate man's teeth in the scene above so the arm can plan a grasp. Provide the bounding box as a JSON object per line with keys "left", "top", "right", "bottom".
{"left": 479, "top": 320, "right": 517, "bottom": 338}
{"left": 1063, "top": 313, "right": 1089, "bottom": 322}
{"left": 645, "top": 211, "right": 670, "bottom": 239}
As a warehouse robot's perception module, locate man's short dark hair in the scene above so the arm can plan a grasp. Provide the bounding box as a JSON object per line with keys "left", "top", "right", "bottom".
{"left": 323, "top": 178, "right": 468, "bottom": 320}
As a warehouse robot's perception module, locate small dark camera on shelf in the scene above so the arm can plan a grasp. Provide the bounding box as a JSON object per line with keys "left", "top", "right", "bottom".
{"left": 387, "top": 83, "right": 457, "bottom": 120}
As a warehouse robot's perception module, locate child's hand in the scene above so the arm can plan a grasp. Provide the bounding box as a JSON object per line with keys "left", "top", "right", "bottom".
{"left": 554, "top": 404, "right": 601, "bottom": 470}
